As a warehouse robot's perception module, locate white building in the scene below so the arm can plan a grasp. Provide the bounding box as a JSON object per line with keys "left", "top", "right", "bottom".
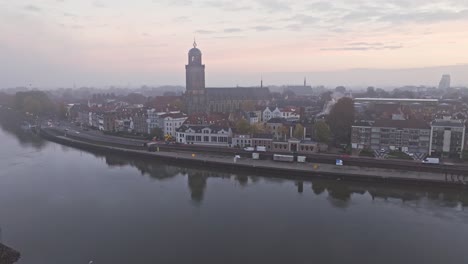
{"left": 262, "top": 107, "right": 300, "bottom": 122}
{"left": 247, "top": 112, "right": 259, "bottom": 125}
{"left": 429, "top": 119, "right": 465, "bottom": 158}
{"left": 162, "top": 114, "right": 188, "bottom": 137}
{"left": 176, "top": 124, "right": 232, "bottom": 147}
{"left": 147, "top": 109, "right": 187, "bottom": 136}
{"left": 232, "top": 134, "right": 252, "bottom": 148}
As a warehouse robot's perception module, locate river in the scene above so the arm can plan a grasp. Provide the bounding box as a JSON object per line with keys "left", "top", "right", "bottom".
{"left": 0, "top": 116, "right": 467, "bottom": 264}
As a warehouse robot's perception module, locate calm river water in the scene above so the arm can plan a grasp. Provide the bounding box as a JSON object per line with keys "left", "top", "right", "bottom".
{"left": 0, "top": 117, "right": 467, "bottom": 264}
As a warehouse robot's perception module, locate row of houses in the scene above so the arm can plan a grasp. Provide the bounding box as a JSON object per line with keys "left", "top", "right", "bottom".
{"left": 72, "top": 104, "right": 149, "bottom": 134}
{"left": 175, "top": 123, "right": 326, "bottom": 154}
{"left": 67, "top": 99, "right": 325, "bottom": 154}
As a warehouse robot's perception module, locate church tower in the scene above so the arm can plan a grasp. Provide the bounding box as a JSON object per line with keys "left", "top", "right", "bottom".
{"left": 185, "top": 40, "right": 206, "bottom": 113}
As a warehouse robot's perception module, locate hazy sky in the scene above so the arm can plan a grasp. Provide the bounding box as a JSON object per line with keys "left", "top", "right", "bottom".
{"left": 1, "top": 0, "right": 468, "bottom": 88}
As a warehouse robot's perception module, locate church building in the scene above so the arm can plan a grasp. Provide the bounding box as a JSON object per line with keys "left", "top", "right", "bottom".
{"left": 184, "top": 41, "right": 271, "bottom": 114}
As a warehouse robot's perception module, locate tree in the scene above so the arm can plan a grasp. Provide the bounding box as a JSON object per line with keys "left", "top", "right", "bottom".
{"left": 335, "top": 86, "right": 346, "bottom": 93}
{"left": 150, "top": 127, "right": 164, "bottom": 140}
{"left": 278, "top": 126, "right": 289, "bottom": 140}
{"left": 320, "top": 91, "right": 332, "bottom": 102}
{"left": 327, "top": 97, "right": 354, "bottom": 145}
{"left": 235, "top": 119, "right": 250, "bottom": 134}
{"left": 392, "top": 89, "right": 415, "bottom": 99}
{"left": 366, "top": 87, "right": 377, "bottom": 97}
{"left": 14, "top": 91, "right": 56, "bottom": 116}
{"left": 376, "top": 88, "right": 390, "bottom": 98}
{"left": 293, "top": 124, "right": 304, "bottom": 139}
{"left": 58, "top": 102, "right": 67, "bottom": 119}
{"left": 0, "top": 92, "right": 14, "bottom": 107}
{"left": 124, "top": 93, "right": 147, "bottom": 104}
{"left": 315, "top": 121, "right": 331, "bottom": 143}
{"left": 250, "top": 123, "right": 266, "bottom": 134}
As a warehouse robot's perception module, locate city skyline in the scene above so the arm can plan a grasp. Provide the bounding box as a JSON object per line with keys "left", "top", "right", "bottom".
{"left": 2, "top": 0, "right": 468, "bottom": 88}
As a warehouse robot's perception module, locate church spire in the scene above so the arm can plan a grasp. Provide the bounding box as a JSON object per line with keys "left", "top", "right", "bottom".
{"left": 304, "top": 77, "right": 307, "bottom": 87}
{"left": 261, "top": 76, "right": 263, "bottom": 88}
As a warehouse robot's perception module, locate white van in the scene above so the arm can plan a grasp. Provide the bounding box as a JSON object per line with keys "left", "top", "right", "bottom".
{"left": 422, "top": 157, "right": 440, "bottom": 164}
{"left": 256, "top": 146, "right": 267, "bottom": 152}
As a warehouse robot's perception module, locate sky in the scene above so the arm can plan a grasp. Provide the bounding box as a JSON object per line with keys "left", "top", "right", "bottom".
{"left": 1, "top": 0, "right": 468, "bottom": 88}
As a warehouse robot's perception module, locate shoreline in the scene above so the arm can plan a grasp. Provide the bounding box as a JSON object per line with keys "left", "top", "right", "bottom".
{"left": 39, "top": 127, "right": 468, "bottom": 188}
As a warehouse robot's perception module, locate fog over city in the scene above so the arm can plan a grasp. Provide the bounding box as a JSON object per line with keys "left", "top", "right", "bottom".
{"left": 1, "top": 0, "right": 468, "bottom": 88}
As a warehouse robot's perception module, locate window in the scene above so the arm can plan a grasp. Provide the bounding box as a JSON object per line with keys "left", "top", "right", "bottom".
{"left": 196, "top": 136, "right": 202, "bottom": 141}
{"left": 204, "top": 136, "right": 209, "bottom": 142}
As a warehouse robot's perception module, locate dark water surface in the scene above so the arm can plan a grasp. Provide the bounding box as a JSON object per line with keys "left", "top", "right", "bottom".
{"left": 0, "top": 120, "right": 467, "bottom": 264}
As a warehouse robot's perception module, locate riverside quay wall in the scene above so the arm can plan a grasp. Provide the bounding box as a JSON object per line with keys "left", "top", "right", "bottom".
{"left": 39, "top": 128, "right": 468, "bottom": 188}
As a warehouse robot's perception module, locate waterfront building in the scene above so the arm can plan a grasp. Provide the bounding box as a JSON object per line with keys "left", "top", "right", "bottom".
{"left": 232, "top": 134, "right": 252, "bottom": 148}
{"left": 250, "top": 134, "right": 273, "bottom": 150}
{"left": 161, "top": 113, "right": 188, "bottom": 137}
{"left": 103, "top": 112, "right": 119, "bottom": 132}
{"left": 184, "top": 41, "right": 271, "bottom": 114}
{"left": 176, "top": 124, "right": 232, "bottom": 146}
{"left": 429, "top": 119, "right": 465, "bottom": 158}
{"left": 146, "top": 109, "right": 187, "bottom": 137}
{"left": 351, "top": 121, "right": 372, "bottom": 150}
{"left": 351, "top": 119, "right": 431, "bottom": 154}
{"left": 131, "top": 111, "right": 148, "bottom": 134}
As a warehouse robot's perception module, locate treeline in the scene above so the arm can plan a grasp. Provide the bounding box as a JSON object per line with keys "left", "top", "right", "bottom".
{"left": 0, "top": 92, "right": 14, "bottom": 107}
{"left": 0, "top": 90, "right": 65, "bottom": 117}
{"left": 14, "top": 91, "right": 58, "bottom": 116}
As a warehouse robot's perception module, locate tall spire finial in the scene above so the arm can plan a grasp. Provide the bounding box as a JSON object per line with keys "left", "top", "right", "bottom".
{"left": 193, "top": 38, "right": 197, "bottom": 48}
{"left": 261, "top": 75, "right": 263, "bottom": 88}
{"left": 304, "top": 77, "right": 307, "bottom": 87}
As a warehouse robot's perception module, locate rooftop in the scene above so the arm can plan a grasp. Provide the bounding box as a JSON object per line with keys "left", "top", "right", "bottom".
{"left": 354, "top": 98, "right": 438, "bottom": 103}
{"left": 373, "top": 119, "right": 430, "bottom": 129}
{"left": 432, "top": 119, "right": 465, "bottom": 128}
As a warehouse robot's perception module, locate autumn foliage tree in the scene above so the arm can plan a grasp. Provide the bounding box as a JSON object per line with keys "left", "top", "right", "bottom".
{"left": 326, "top": 97, "right": 354, "bottom": 145}
{"left": 14, "top": 91, "right": 56, "bottom": 116}
{"left": 235, "top": 119, "right": 250, "bottom": 134}
{"left": 314, "top": 120, "right": 331, "bottom": 143}
{"left": 293, "top": 124, "right": 304, "bottom": 139}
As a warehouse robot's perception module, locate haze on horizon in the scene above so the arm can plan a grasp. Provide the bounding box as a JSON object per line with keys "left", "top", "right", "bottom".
{"left": 1, "top": 0, "right": 468, "bottom": 89}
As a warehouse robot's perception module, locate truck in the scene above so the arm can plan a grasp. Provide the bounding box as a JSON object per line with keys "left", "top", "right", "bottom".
{"left": 422, "top": 157, "right": 440, "bottom": 164}
{"left": 273, "top": 154, "right": 294, "bottom": 162}
{"left": 297, "top": 156, "right": 306, "bottom": 163}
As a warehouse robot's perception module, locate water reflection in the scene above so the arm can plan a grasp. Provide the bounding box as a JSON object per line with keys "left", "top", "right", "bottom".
{"left": 0, "top": 109, "right": 47, "bottom": 150}
{"left": 188, "top": 172, "right": 207, "bottom": 203}
{"left": 90, "top": 151, "right": 468, "bottom": 209}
